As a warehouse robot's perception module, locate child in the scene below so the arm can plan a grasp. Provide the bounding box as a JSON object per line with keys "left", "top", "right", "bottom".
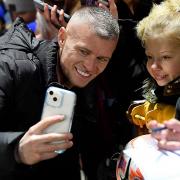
{"left": 127, "top": 0, "right": 180, "bottom": 135}
{"left": 117, "top": 0, "right": 180, "bottom": 179}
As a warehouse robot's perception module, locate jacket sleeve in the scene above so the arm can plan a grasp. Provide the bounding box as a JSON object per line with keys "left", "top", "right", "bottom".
{"left": 0, "top": 56, "right": 25, "bottom": 172}
{"left": 0, "top": 132, "right": 24, "bottom": 172}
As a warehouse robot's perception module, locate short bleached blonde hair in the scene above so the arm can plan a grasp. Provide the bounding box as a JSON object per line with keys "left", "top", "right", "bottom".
{"left": 136, "top": 0, "right": 180, "bottom": 47}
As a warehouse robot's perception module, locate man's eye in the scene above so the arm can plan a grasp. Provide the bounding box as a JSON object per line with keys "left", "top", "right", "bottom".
{"left": 79, "top": 49, "right": 88, "bottom": 56}
{"left": 97, "top": 57, "right": 109, "bottom": 63}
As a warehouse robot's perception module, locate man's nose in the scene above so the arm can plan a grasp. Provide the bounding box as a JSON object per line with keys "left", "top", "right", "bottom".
{"left": 83, "top": 57, "right": 97, "bottom": 72}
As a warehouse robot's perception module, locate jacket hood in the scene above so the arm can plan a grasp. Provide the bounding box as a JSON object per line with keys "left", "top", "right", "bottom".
{"left": 0, "top": 17, "right": 39, "bottom": 52}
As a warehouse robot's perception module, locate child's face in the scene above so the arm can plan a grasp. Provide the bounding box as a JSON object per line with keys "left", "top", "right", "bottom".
{"left": 145, "top": 38, "right": 180, "bottom": 86}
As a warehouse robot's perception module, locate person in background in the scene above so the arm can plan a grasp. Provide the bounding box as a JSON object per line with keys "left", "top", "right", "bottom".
{"left": 0, "top": 0, "right": 6, "bottom": 36}
{"left": 117, "top": 0, "right": 180, "bottom": 179}
{"left": 0, "top": 6, "right": 119, "bottom": 180}
{"left": 3, "top": 0, "right": 37, "bottom": 32}
{"left": 35, "top": 0, "right": 81, "bottom": 40}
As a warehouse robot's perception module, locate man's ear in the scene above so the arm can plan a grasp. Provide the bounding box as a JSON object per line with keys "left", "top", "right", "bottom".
{"left": 58, "top": 27, "right": 66, "bottom": 47}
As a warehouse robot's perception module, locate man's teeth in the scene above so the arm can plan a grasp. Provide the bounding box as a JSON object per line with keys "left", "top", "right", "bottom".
{"left": 77, "top": 69, "right": 90, "bottom": 77}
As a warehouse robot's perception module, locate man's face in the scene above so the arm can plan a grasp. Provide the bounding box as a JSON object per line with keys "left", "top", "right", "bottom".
{"left": 58, "top": 22, "right": 117, "bottom": 88}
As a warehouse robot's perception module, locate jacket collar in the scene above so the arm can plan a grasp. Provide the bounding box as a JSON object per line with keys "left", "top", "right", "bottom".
{"left": 35, "top": 39, "right": 59, "bottom": 87}
{"left": 163, "top": 77, "right": 180, "bottom": 96}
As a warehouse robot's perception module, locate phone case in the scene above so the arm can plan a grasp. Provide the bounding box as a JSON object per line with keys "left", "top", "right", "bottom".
{"left": 41, "top": 86, "right": 76, "bottom": 134}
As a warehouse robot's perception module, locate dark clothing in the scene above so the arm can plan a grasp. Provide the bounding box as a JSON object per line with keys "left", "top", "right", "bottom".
{"left": 176, "top": 97, "right": 180, "bottom": 120}
{"left": 78, "top": 1, "right": 156, "bottom": 180}
{"left": 0, "top": 17, "right": 80, "bottom": 180}
{"left": 74, "top": 78, "right": 120, "bottom": 180}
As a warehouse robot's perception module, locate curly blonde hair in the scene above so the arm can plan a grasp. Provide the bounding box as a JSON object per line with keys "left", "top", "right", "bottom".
{"left": 136, "top": 0, "right": 180, "bottom": 47}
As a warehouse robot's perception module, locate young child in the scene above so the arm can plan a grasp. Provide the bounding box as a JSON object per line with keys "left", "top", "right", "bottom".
{"left": 126, "top": 0, "right": 180, "bottom": 135}
{"left": 116, "top": 0, "right": 180, "bottom": 179}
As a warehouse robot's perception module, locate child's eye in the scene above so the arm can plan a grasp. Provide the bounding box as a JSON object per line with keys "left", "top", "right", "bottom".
{"left": 146, "top": 55, "right": 152, "bottom": 60}
{"left": 162, "top": 56, "right": 171, "bottom": 60}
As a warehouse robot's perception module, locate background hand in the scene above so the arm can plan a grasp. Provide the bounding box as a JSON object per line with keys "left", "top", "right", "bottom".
{"left": 97, "top": 0, "right": 118, "bottom": 20}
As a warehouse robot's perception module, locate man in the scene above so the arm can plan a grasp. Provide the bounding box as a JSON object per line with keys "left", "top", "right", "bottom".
{"left": 0, "top": 6, "right": 119, "bottom": 180}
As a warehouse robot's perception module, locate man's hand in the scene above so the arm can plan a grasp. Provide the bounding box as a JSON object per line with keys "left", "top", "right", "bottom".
{"left": 17, "top": 115, "right": 73, "bottom": 165}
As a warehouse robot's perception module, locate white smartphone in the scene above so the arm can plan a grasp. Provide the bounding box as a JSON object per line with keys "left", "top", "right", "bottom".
{"left": 41, "top": 86, "right": 76, "bottom": 153}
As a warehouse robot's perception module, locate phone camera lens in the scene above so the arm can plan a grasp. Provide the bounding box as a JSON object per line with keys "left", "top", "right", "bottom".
{"left": 53, "top": 97, "right": 57, "bottom": 101}
{"left": 49, "top": 91, "right": 53, "bottom": 95}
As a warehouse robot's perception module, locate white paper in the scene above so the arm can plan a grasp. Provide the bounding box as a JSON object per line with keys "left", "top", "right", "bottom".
{"left": 124, "top": 135, "right": 180, "bottom": 180}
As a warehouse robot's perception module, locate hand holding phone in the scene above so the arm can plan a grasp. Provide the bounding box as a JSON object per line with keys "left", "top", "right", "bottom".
{"left": 33, "top": 0, "right": 70, "bottom": 23}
